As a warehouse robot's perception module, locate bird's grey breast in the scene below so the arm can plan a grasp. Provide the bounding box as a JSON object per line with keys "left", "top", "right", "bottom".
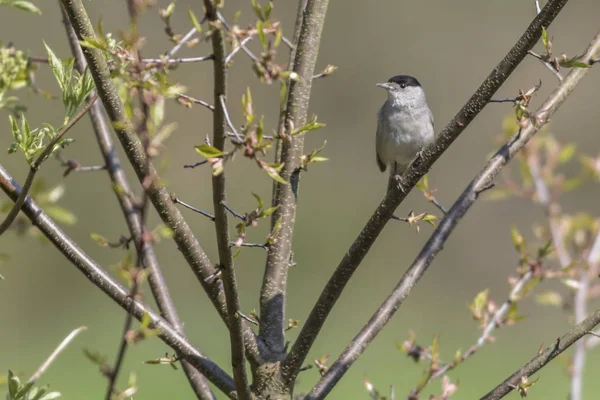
{"left": 376, "top": 101, "right": 434, "bottom": 168}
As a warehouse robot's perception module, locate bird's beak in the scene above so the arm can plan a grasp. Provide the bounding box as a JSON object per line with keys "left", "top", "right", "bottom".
{"left": 376, "top": 82, "right": 392, "bottom": 90}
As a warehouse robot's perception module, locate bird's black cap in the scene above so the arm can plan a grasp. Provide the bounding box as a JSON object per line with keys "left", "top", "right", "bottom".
{"left": 387, "top": 75, "right": 421, "bottom": 87}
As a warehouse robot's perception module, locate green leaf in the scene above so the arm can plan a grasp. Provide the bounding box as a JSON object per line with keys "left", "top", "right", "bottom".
{"left": 510, "top": 225, "right": 526, "bottom": 254}
{"left": 188, "top": 9, "right": 203, "bottom": 33}
{"left": 44, "top": 42, "right": 65, "bottom": 92}
{"left": 541, "top": 26, "right": 549, "bottom": 49}
{"left": 279, "top": 81, "right": 287, "bottom": 109}
{"left": 45, "top": 206, "right": 77, "bottom": 225}
{"left": 536, "top": 291, "right": 563, "bottom": 306}
{"left": 252, "top": 192, "right": 264, "bottom": 210}
{"left": 274, "top": 25, "right": 282, "bottom": 48}
{"left": 560, "top": 59, "right": 591, "bottom": 69}
{"left": 256, "top": 20, "right": 267, "bottom": 49}
{"left": 9, "top": 0, "right": 41, "bottom": 14}
{"left": 90, "top": 233, "right": 109, "bottom": 247}
{"left": 290, "top": 115, "right": 326, "bottom": 136}
{"left": 8, "top": 370, "right": 19, "bottom": 396}
{"left": 469, "top": 289, "right": 488, "bottom": 320}
{"left": 156, "top": 224, "right": 174, "bottom": 239}
{"left": 257, "top": 115, "right": 264, "bottom": 143}
{"left": 416, "top": 175, "right": 429, "bottom": 192}
{"left": 266, "top": 168, "right": 287, "bottom": 184}
{"left": 37, "top": 392, "right": 62, "bottom": 400}
{"left": 557, "top": 144, "right": 576, "bottom": 164}
{"left": 537, "top": 239, "right": 553, "bottom": 259}
{"left": 195, "top": 144, "right": 223, "bottom": 158}
{"left": 261, "top": 206, "right": 278, "bottom": 217}
{"left": 251, "top": 0, "right": 264, "bottom": 20}
{"left": 422, "top": 214, "right": 438, "bottom": 227}
{"left": 267, "top": 216, "right": 282, "bottom": 244}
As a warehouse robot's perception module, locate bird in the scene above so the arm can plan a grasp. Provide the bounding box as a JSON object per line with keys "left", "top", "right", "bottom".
{"left": 375, "top": 75, "right": 435, "bottom": 193}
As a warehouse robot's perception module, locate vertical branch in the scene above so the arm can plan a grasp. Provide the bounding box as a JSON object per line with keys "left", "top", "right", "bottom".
{"left": 282, "top": 0, "right": 570, "bottom": 384}
{"left": 527, "top": 138, "right": 588, "bottom": 399}
{"left": 259, "top": 0, "right": 330, "bottom": 357}
{"left": 527, "top": 151, "right": 572, "bottom": 267}
{"left": 59, "top": 4, "right": 215, "bottom": 398}
{"left": 569, "top": 226, "right": 600, "bottom": 400}
{"left": 203, "top": 1, "right": 252, "bottom": 399}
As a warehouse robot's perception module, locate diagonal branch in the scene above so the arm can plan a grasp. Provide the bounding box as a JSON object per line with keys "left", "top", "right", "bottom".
{"left": 203, "top": 1, "right": 252, "bottom": 398}
{"left": 58, "top": 0, "right": 263, "bottom": 366}
{"left": 0, "top": 164, "right": 236, "bottom": 397}
{"left": 282, "top": 0, "right": 571, "bottom": 384}
{"left": 259, "top": 0, "right": 330, "bottom": 359}
{"left": 480, "top": 308, "right": 600, "bottom": 399}
{"left": 303, "top": 29, "right": 600, "bottom": 400}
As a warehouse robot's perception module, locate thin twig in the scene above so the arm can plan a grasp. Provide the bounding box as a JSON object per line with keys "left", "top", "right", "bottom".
{"left": 28, "top": 327, "right": 87, "bottom": 384}
{"left": 430, "top": 198, "right": 448, "bottom": 215}
{"left": 240, "top": 43, "right": 259, "bottom": 63}
{"left": 237, "top": 311, "right": 260, "bottom": 326}
{"left": 165, "top": 27, "right": 199, "bottom": 59}
{"left": 489, "top": 97, "right": 519, "bottom": 103}
{"left": 143, "top": 55, "right": 214, "bottom": 64}
{"left": 303, "top": 24, "right": 599, "bottom": 400}
{"left": 219, "top": 95, "right": 244, "bottom": 142}
{"left": 230, "top": 242, "right": 268, "bottom": 249}
{"left": 528, "top": 50, "right": 564, "bottom": 81}
{"left": 105, "top": 281, "right": 138, "bottom": 400}
{"left": 225, "top": 36, "right": 253, "bottom": 64}
{"left": 481, "top": 307, "right": 600, "bottom": 399}
{"left": 173, "top": 196, "right": 215, "bottom": 221}
{"left": 184, "top": 160, "right": 209, "bottom": 169}
{"left": 178, "top": 94, "right": 215, "bottom": 111}
{"left": 221, "top": 201, "right": 245, "bottom": 220}
{"left": 282, "top": 0, "right": 571, "bottom": 386}
{"left": 415, "top": 269, "right": 535, "bottom": 395}
{"left": 0, "top": 93, "right": 97, "bottom": 236}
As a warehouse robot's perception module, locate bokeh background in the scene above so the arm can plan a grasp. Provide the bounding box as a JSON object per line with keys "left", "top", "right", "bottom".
{"left": 2, "top": 0, "right": 600, "bottom": 398}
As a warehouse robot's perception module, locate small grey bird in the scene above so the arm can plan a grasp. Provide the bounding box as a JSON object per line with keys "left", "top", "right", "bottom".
{"left": 375, "top": 75, "right": 435, "bottom": 192}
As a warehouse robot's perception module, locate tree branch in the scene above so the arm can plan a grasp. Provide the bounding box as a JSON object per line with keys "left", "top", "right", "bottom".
{"left": 60, "top": 6, "right": 216, "bottom": 398}
{"left": 480, "top": 308, "right": 600, "bottom": 399}
{"left": 259, "top": 0, "right": 330, "bottom": 359}
{"left": 204, "top": 1, "right": 252, "bottom": 398}
{"left": 0, "top": 93, "right": 97, "bottom": 236}
{"left": 58, "top": 0, "right": 263, "bottom": 366}
{"left": 303, "top": 29, "right": 600, "bottom": 400}
{"left": 0, "top": 164, "right": 236, "bottom": 397}
{"left": 283, "top": 0, "right": 571, "bottom": 384}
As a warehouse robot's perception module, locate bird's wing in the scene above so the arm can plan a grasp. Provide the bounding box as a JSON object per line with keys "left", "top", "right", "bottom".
{"left": 375, "top": 120, "right": 387, "bottom": 172}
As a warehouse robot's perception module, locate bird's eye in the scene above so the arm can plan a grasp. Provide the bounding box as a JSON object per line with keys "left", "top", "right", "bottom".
{"left": 400, "top": 83, "right": 406, "bottom": 89}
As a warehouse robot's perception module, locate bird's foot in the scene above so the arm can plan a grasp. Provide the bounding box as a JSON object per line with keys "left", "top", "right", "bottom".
{"left": 392, "top": 174, "right": 407, "bottom": 194}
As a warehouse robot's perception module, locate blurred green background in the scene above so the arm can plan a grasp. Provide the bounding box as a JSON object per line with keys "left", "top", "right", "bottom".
{"left": 1, "top": 0, "right": 600, "bottom": 398}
